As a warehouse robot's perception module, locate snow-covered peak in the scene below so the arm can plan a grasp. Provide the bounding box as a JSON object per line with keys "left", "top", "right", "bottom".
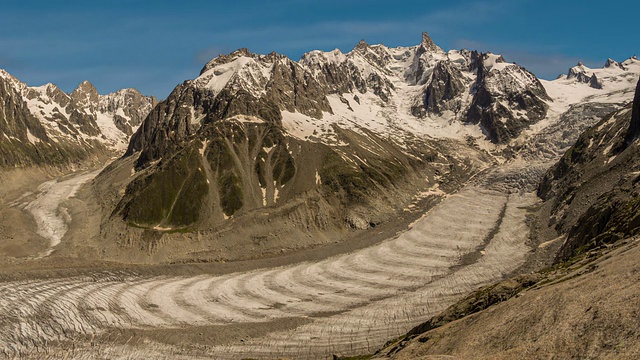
{"left": 299, "top": 49, "right": 347, "bottom": 67}
{"left": 199, "top": 48, "right": 253, "bottom": 76}
{"left": 194, "top": 55, "right": 273, "bottom": 96}
{"left": 0, "top": 68, "right": 156, "bottom": 152}
{"left": 562, "top": 56, "right": 640, "bottom": 90}
{"left": 353, "top": 39, "right": 370, "bottom": 52}
{"left": 0, "top": 68, "right": 28, "bottom": 91}
{"left": 605, "top": 58, "right": 625, "bottom": 70}
{"left": 474, "top": 54, "right": 549, "bottom": 114}
{"left": 482, "top": 53, "right": 510, "bottom": 72}
{"left": 540, "top": 55, "right": 640, "bottom": 132}
{"left": 567, "top": 62, "right": 592, "bottom": 79}
{"left": 622, "top": 56, "right": 640, "bottom": 69}
{"left": 73, "top": 80, "right": 98, "bottom": 94}
{"left": 32, "top": 82, "right": 58, "bottom": 92}
{"left": 446, "top": 50, "right": 470, "bottom": 67}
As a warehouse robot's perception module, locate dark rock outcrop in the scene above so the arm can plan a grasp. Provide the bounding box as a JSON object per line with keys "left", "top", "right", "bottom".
{"left": 623, "top": 77, "right": 640, "bottom": 146}
{"left": 127, "top": 83, "right": 202, "bottom": 168}
{"left": 467, "top": 55, "right": 550, "bottom": 143}
{"left": 538, "top": 77, "right": 640, "bottom": 260}
{"left": 412, "top": 61, "right": 465, "bottom": 116}
{"left": 416, "top": 32, "right": 443, "bottom": 56}
{"left": 567, "top": 62, "right": 603, "bottom": 89}
{"left": 265, "top": 59, "right": 332, "bottom": 118}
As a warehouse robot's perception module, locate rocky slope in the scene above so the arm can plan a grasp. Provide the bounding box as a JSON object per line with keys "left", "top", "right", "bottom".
{"left": 370, "top": 77, "right": 640, "bottom": 360}
{"left": 538, "top": 77, "right": 640, "bottom": 260}
{"left": 0, "top": 69, "right": 156, "bottom": 168}
{"left": 96, "top": 33, "right": 518, "bottom": 262}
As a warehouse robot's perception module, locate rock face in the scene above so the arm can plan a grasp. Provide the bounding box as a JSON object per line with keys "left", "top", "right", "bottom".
{"left": 0, "top": 70, "right": 156, "bottom": 168}
{"left": 538, "top": 78, "right": 640, "bottom": 260}
{"left": 567, "top": 62, "right": 602, "bottom": 88}
{"left": 624, "top": 77, "right": 640, "bottom": 145}
{"left": 124, "top": 37, "right": 452, "bottom": 199}
{"left": 118, "top": 117, "right": 475, "bottom": 230}
{"left": 105, "top": 33, "right": 538, "bottom": 256}
{"left": 412, "top": 60, "right": 465, "bottom": 116}
{"left": 563, "top": 57, "right": 640, "bottom": 91}
{"left": 466, "top": 54, "right": 550, "bottom": 143}
{"left": 128, "top": 32, "right": 554, "bottom": 168}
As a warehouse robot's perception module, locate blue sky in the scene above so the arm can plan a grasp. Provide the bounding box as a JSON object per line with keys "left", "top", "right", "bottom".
{"left": 0, "top": 0, "right": 637, "bottom": 99}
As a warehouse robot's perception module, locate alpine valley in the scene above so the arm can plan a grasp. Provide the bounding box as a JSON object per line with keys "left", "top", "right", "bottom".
{"left": 1, "top": 32, "right": 639, "bottom": 359}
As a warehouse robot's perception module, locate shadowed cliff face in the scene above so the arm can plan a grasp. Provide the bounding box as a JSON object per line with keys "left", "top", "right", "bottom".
{"left": 538, "top": 78, "right": 640, "bottom": 260}
{"left": 623, "top": 77, "right": 640, "bottom": 146}
{"left": 412, "top": 60, "right": 466, "bottom": 117}
{"left": 466, "top": 55, "right": 550, "bottom": 144}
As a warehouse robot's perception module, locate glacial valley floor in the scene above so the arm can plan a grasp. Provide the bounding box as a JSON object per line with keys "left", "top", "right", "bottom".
{"left": 0, "top": 163, "right": 549, "bottom": 359}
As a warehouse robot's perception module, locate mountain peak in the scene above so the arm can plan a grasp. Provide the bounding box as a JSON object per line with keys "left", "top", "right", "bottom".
{"left": 71, "top": 80, "right": 99, "bottom": 107}
{"left": 567, "top": 62, "right": 591, "bottom": 79}
{"left": 604, "top": 58, "right": 625, "bottom": 70}
{"left": 353, "top": 39, "right": 369, "bottom": 52}
{"left": 0, "top": 69, "right": 11, "bottom": 79}
{"left": 199, "top": 48, "right": 253, "bottom": 75}
{"left": 417, "top": 31, "right": 443, "bottom": 55}
{"left": 74, "top": 80, "right": 98, "bottom": 93}
{"left": 0, "top": 69, "right": 24, "bottom": 89}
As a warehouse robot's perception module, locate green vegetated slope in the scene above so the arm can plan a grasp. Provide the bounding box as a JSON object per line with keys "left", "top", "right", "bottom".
{"left": 114, "top": 117, "right": 473, "bottom": 232}
{"left": 117, "top": 143, "right": 208, "bottom": 228}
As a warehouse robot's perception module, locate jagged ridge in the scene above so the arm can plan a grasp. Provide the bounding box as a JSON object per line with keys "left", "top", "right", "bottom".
{"left": 0, "top": 69, "right": 156, "bottom": 168}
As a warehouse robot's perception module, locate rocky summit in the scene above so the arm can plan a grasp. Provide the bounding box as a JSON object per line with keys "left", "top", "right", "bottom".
{"left": 1, "top": 31, "right": 640, "bottom": 360}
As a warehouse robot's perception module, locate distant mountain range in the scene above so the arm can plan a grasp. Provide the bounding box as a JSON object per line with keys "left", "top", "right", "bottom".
{"left": 0, "top": 70, "right": 156, "bottom": 168}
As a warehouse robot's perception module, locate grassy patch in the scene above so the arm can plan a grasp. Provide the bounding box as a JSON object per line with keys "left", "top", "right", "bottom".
{"left": 119, "top": 144, "right": 208, "bottom": 227}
